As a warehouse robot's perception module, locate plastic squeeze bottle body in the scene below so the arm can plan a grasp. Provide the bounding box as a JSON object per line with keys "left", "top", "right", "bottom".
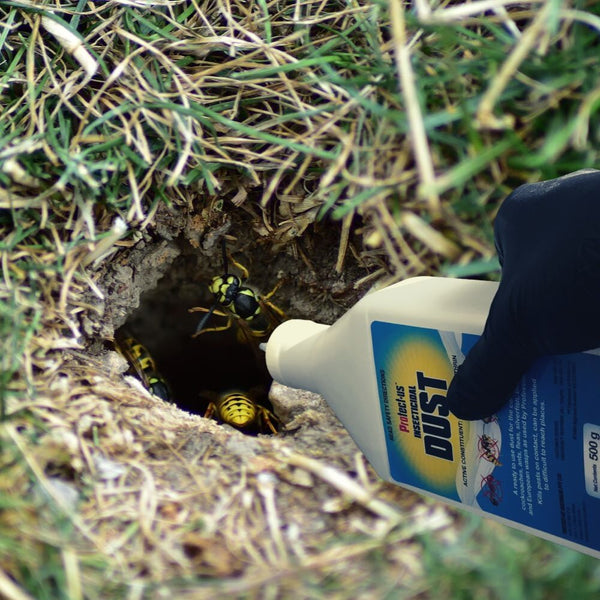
{"left": 265, "top": 276, "right": 600, "bottom": 559}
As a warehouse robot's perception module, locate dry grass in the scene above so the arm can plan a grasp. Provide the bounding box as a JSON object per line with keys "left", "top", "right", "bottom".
{"left": 1, "top": 0, "right": 600, "bottom": 598}
{"left": 1, "top": 354, "right": 453, "bottom": 598}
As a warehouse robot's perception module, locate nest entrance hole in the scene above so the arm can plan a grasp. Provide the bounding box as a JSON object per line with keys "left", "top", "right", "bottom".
{"left": 118, "top": 251, "right": 274, "bottom": 417}
{"left": 109, "top": 215, "right": 368, "bottom": 427}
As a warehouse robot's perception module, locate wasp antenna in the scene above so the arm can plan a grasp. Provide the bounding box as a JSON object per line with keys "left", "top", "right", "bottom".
{"left": 195, "top": 302, "right": 218, "bottom": 334}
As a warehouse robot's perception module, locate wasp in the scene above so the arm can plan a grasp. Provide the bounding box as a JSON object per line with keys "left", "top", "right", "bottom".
{"left": 478, "top": 434, "right": 502, "bottom": 466}
{"left": 189, "top": 240, "right": 285, "bottom": 346}
{"left": 480, "top": 474, "right": 503, "bottom": 506}
{"left": 115, "top": 333, "right": 171, "bottom": 402}
{"left": 202, "top": 390, "right": 281, "bottom": 435}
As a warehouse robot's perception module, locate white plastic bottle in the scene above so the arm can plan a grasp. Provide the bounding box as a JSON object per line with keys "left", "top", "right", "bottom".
{"left": 265, "top": 276, "right": 600, "bottom": 559}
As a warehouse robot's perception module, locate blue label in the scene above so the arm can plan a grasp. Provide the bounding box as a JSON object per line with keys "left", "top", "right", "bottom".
{"left": 371, "top": 321, "right": 600, "bottom": 554}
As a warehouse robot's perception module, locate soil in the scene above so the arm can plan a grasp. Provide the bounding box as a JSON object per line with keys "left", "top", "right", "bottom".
{"left": 83, "top": 192, "right": 378, "bottom": 423}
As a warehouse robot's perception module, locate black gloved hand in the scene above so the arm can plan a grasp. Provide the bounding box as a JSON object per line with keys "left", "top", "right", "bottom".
{"left": 447, "top": 169, "right": 600, "bottom": 421}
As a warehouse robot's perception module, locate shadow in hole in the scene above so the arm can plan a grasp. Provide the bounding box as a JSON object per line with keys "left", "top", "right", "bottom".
{"left": 118, "top": 305, "right": 273, "bottom": 417}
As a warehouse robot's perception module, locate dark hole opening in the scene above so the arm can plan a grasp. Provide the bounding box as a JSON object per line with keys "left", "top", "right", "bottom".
{"left": 117, "top": 252, "right": 276, "bottom": 430}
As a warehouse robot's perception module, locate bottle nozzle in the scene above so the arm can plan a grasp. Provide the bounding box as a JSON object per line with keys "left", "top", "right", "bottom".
{"left": 265, "top": 319, "right": 329, "bottom": 389}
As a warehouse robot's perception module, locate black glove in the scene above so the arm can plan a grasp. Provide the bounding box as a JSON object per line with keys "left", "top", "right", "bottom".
{"left": 447, "top": 169, "right": 600, "bottom": 420}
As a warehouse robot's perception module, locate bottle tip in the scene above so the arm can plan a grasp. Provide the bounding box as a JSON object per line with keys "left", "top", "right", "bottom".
{"left": 265, "top": 319, "right": 329, "bottom": 385}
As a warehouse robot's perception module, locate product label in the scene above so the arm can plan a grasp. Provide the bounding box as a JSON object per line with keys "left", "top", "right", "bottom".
{"left": 371, "top": 321, "right": 600, "bottom": 556}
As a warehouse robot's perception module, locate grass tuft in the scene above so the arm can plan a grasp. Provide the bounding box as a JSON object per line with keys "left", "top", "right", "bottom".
{"left": 1, "top": 0, "right": 599, "bottom": 597}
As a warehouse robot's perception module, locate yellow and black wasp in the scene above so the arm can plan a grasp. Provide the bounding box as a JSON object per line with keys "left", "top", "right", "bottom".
{"left": 189, "top": 240, "right": 286, "bottom": 346}
{"left": 115, "top": 332, "right": 171, "bottom": 402}
{"left": 202, "top": 389, "right": 281, "bottom": 435}
{"left": 478, "top": 434, "right": 502, "bottom": 466}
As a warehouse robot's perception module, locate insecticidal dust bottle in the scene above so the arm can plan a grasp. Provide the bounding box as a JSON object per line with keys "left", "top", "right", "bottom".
{"left": 265, "top": 276, "right": 600, "bottom": 559}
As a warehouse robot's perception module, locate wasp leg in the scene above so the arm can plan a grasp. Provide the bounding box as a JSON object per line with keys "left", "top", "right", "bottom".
{"left": 263, "top": 299, "right": 287, "bottom": 320}
{"left": 204, "top": 402, "right": 217, "bottom": 420}
{"left": 261, "top": 279, "right": 284, "bottom": 303}
{"left": 189, "top": 307, "right": 233, "bottom": 337}
{"left": 257, "top": 406, "right": 281, "bottom": 435}
{"left": 189, "top": 306, "right": 229, "bottom": 316}
{"left": 192, "top": 317, "right": 233, "bottom": 337}
{"left": 227, "top": 254, "right": 250, "bottom": 280}
{"left": 259, "top": 281, "right": 287, "bottom": 321}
